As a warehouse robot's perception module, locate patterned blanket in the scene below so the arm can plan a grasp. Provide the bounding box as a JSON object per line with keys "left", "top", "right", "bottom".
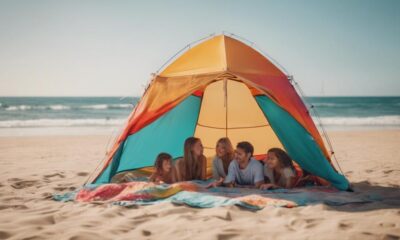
{"left": 53, "top": 181, "right": 376, "bottom": 210}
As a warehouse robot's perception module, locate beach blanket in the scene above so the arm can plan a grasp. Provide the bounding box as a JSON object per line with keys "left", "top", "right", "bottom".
{"left": 53, "top": 180, "right": 377, "bottom": 210}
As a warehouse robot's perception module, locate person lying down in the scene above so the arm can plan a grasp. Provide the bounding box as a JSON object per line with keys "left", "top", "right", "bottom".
{"left": 149, "top": 153, "right": 176, "bottom": 184}
{"left": 260, "top": 148, "right": 297, "bottom": 190}
{"left": 112, "top": 138, "right": 323, "bottom": 190}
{"left": 207, "top": 141, "right": 264, "bottom": 189}
{"left": 110, "top": 153, "right": 176, "bottom": 184}
{"left": 207, "top": 142, "right": 309, "bottom": 190}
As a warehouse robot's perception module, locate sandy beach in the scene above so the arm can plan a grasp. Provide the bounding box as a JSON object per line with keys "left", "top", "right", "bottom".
{"left": 0, "top": 129, "right": 399, "bottom": 240}
{"left": 1, "top": 0, "right": 399, "bottom": 239}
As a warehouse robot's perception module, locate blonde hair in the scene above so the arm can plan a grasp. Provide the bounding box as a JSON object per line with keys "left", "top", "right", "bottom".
{"left": 216, "top": 137, "right": 234, "bottom": 174}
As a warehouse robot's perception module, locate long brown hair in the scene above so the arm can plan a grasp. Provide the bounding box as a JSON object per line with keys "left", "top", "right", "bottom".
{"left": 216, "top": 137, "right": 234, "bottom": 174}
{"left": 181, "top": 137, "right": 205, "bottom": 180}
{"left": 267, "top": 148, "right": 294, "bottom": 170}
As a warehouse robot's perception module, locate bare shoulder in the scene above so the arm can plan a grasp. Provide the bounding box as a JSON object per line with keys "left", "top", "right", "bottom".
{"left": 173, "top": 157, "right": 183, "bottom": 181}
{"left": 174, "top": 158, "right": 184, "bottom": 172}
{"left": 174, "top": 157, "right": 183, "bottom": 166}
{"left": 283, "top": 167, "right": 295, "bottom": 177}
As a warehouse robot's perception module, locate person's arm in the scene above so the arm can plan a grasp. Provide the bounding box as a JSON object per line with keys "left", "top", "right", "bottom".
{"left": 222, "top": 182, "right": 235, "bottom": 188}
{"left": 254, "top": 180, "right": 264, "bottom": 189}
{"left": 234, "top": 182, "right": 263, "bottom": 189}
{"left": 149, "top": 172, "right": 156, "bottom": 182}
{"left": 212, "top": 158, "right": 220, "bottom": 180}
{"left": 284, "top": 176, "right": 296, "bottom": 188}
{"left": 283, "top": 168, "right": 296, "bottom": 189}
{"left": 222, "top": 161, "right": 236, "bottom": 188}
{"left": 149, "top": 173, "right": 164, "bottom": 184}
{"left": 253, "top": 161, "right": 265, "bottom": 189}
{"left": 206, "top": 177, "right": 224, "bottom": 188}
{"left": 259, "top": 183, "right": 279, "bottom": 190}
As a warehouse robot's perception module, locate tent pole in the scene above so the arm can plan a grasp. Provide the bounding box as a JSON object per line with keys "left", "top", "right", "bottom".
{"left": 221, "top": 31, "right": 292, "bottom": 76}
{"left": 290, "top": 76, "right": 345, "bottom": 175}
{"left": 224, "top": 79, "right": 228, "bottom": 137}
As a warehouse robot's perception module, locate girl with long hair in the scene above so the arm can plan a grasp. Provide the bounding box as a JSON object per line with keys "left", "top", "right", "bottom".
{"left": 260, "top": 148, "right": 297, "bottom": 189}
{"left": 212, "top": 137, "right": 234, "bottom": 181}
{"left": 175, "top": 137, "right": 207, "bottom": 181}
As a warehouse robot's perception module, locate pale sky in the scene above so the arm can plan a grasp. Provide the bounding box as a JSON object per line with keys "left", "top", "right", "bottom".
{"left": 0, "top": 0, "right": 399, "bottom": 97}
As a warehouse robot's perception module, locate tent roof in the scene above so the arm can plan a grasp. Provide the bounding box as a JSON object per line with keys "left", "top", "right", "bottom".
{"left": 115, "top": 34, "right": 328, "bottom": 159}
{"left": 160, "top": 35, "right": 285, "bottom": 78}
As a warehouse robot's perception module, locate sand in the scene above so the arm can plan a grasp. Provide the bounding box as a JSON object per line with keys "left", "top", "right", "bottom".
{"left": 0, "top": 129, "right": 399, "bottom": 240}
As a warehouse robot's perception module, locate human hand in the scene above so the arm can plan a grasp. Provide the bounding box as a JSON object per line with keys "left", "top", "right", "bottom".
{"left": 260, "top": 183, "right": 276, "bottom": 190}
{"left": 206, "top": 177, "right": 224, "bottom": 188}
{"left": 206, "top": 182, "right": 218, "bottom": 188}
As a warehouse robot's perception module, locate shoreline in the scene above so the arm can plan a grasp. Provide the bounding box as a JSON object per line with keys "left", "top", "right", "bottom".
{"left": 0, "top": 126, "right": 399, "bottom": 137}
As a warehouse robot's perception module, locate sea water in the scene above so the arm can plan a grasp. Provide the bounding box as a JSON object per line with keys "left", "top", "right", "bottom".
{"left": 0, "top": 96, "right": 399, "bottom": 136}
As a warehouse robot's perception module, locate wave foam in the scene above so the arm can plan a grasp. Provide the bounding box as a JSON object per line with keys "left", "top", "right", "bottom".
{"left": 317, "top": 115, "right": 400, "bottom": 126}
{"left": 0, "top": 118, "right": 126, "bottom": 128}
{"left": 1, "top": 116, "right": 399, "bottom": 128}
{"left": 2, "top": 104, "right": 133, "bottom": 111}
{"left": 80, "top": 104, "right": 132, "bottom": 110}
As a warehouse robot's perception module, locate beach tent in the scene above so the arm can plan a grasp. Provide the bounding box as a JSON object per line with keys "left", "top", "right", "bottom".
{"left": 90, "top": 34, "right": 349, "bottom": 190}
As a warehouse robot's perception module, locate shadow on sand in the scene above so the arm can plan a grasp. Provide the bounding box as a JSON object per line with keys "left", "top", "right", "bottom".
{"left": 325, "top": 181, "right": 400, "bottom": 212}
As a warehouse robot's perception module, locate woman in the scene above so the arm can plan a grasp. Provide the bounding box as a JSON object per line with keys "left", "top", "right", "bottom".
{"left": 260, "top": 148, "right": 297, "bottom": 189}
{"left": 212, "top": 137, "right": 234, "bottom": 181}
{"left": 175, "top": 137, "right": 207, "bottom": 181}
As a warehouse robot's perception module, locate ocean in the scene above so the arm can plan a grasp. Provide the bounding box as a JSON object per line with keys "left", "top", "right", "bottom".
{"left": 0, "top": 96, "right": 399, "bottom": 136}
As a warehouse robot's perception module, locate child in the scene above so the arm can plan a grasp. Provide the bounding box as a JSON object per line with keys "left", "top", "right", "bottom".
{"left": 149, "top": 153, "right": 176, "bottom": 184}
{"left": 260, "top": 148, "right": 297, "bottom": 190}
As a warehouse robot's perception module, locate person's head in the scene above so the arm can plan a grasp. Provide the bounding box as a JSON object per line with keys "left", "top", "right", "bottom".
{"left": 185, "top": 137, "right": 203, "bottom": 158}
{"left": 265, "top": 148, "right": 293, "bottom": 170}
{"left": 216, "top": 137, "right": 234, "bottom": 173}
{"left": 154, "top": 152, "right": 173, "bottom": 174}
{"left": 235, "top": 141, "right": 254, "bottom": 164}
{"left": 182, "top": 137, "right": 204, "bottom": 180}
{"left": 216, "top": 137, "right": 234, "bottom": 159}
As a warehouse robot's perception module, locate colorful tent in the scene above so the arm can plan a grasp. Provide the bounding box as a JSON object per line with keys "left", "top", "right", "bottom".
{"left": 90, "top": 34, "right": 349, "bottom": 190}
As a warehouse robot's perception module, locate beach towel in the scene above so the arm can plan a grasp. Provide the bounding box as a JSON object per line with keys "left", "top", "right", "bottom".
{"left": 54, "top": 180, "right": 377, "bottom": 210}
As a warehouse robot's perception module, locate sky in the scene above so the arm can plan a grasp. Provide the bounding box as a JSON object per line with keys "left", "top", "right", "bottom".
{"left": 0, "top": 0, "right": 399, "bottom": 97}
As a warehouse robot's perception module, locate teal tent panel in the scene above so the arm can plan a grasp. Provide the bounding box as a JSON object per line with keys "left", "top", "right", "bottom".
{"left": 93, "top": 140, "right": 126, "bottom": 184}
{"left": 94, "top": 95, "right": 201, "bottom": 184}
{"left": 255, "top": 96, "right": 349, "bottom": 190}
{"left": 116, "top": 95, "right": 201, "bottom": 173}
{"left": 94, "top": 164, "right": 111, "bottom": 184}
